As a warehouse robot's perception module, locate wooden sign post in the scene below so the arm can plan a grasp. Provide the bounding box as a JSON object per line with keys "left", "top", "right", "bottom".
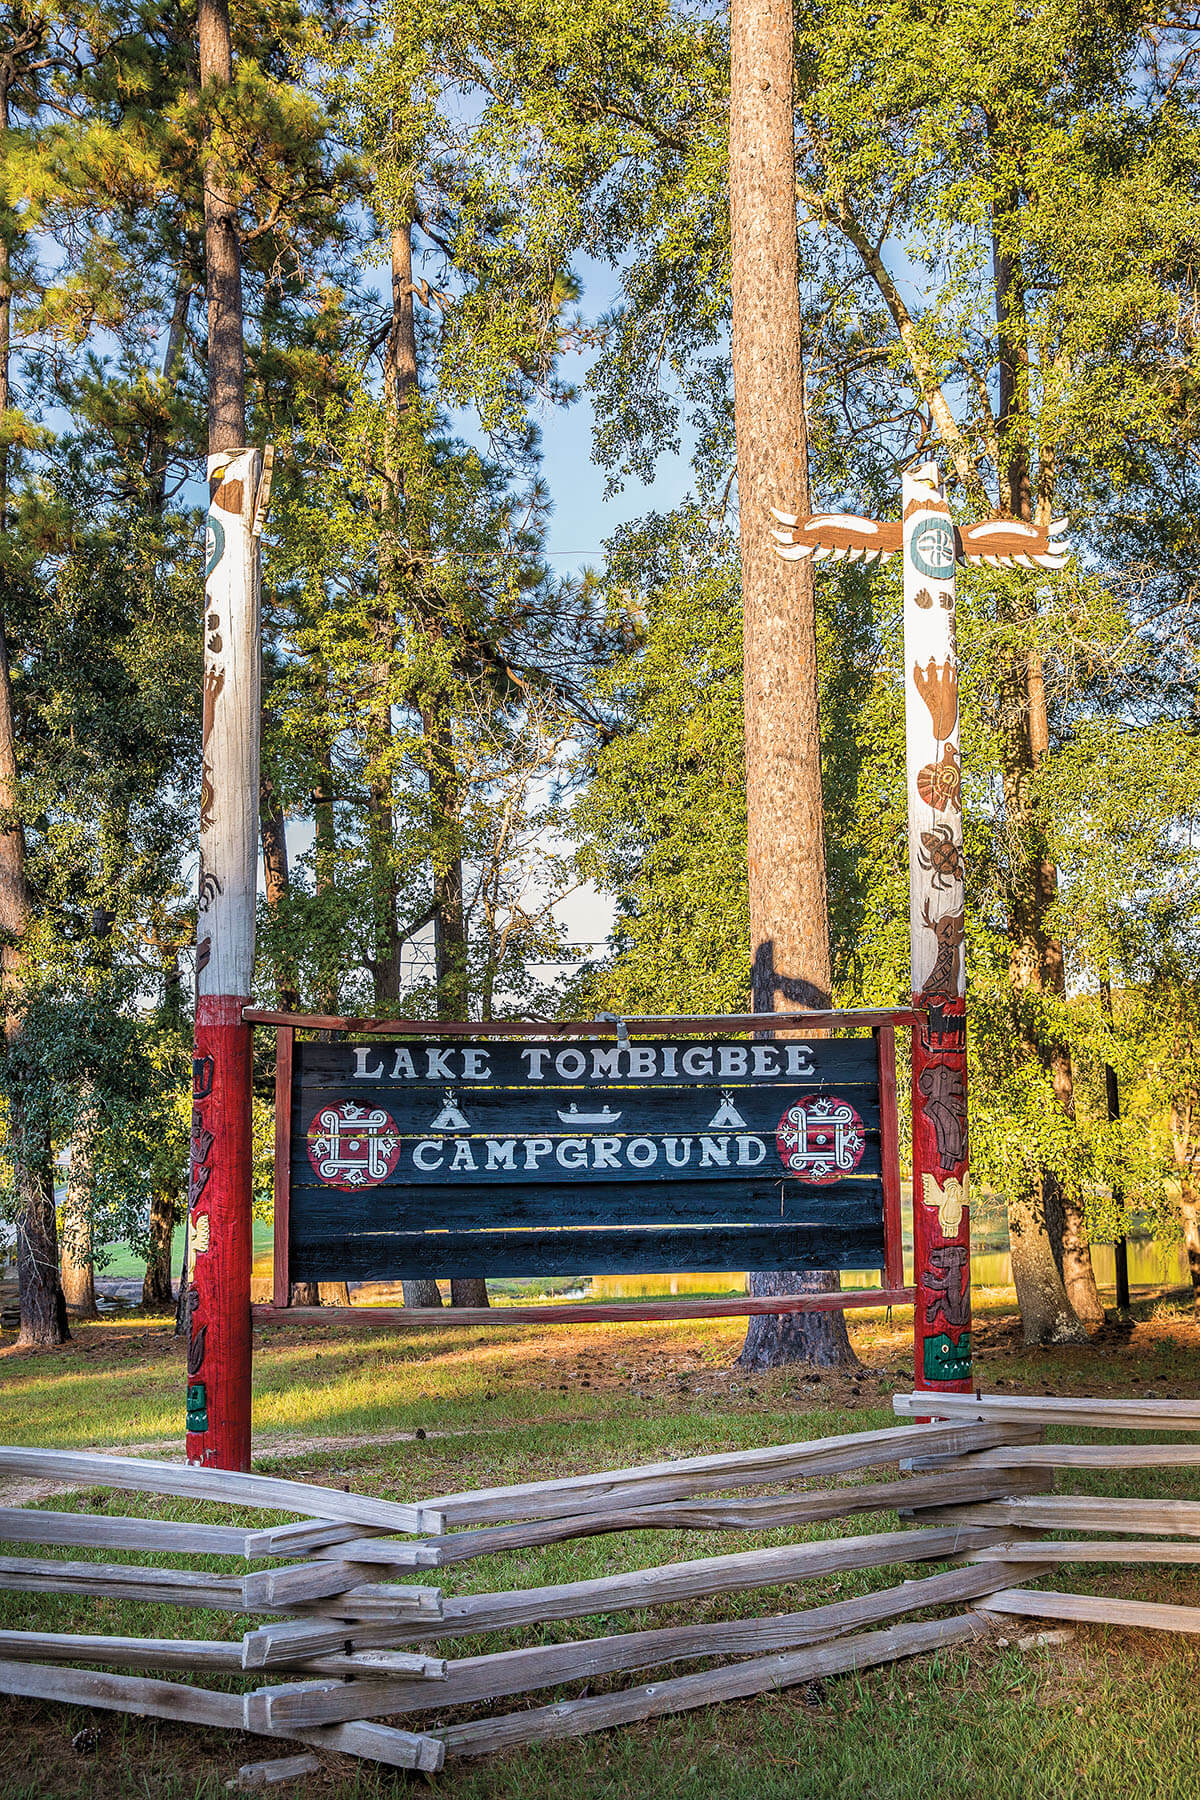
{"left": 771, "top": 467, "right": 1071, "bottom": 1391}
{"left": 901, "top": 463, "right": 969, "bottom": 1390}
{"left": 186, "top": 449, "right": 262, "bottom": 1471}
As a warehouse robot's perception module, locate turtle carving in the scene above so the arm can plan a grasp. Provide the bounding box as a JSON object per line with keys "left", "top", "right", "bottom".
{"left": 918, "top": 824, "right": 964, "bottom": 891}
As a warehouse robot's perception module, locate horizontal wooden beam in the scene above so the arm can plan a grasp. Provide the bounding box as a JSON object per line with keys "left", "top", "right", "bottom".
{"left": 935, "top": 1443, "right": 1200, "bottom": 1471}
{"left": 288, "top": 1222, "right": 887, "bottom": 1284}
{"left": 419, "top": 1420, "right": 1014, "bottom": 1530}
{"left": 306, "top": 1465, "right": 1048, "bottom": 1571}
{"left": 244, "top": 1008, "right": 924, "bottom": 1037}
{"left": 917, "top": 1495, "right": 1200, "bottom": 1535}
{"left": 975, "top": 1588, "right": 1200, "bottom": 1634}
{"left": 0, "top": 1447, "right": 423, "bottom": 1534}
{"left": 0, "top": 1659, "right": 446, "bottom": 1773}
{"left": 251, "top": 1562, "right": 1033, "bottom": 1731}
{"left": 894, "top": 1392, "right": 1200, "bottom": 1432}
{"left": 434, "top": 1614, "right": 984, "bottom": 1757}
{"left": 252, "top": 1289, "right": 915, "bottom": 1332}
{"left": 356, "top": 1525, "right": 1007, "bottom": 1642}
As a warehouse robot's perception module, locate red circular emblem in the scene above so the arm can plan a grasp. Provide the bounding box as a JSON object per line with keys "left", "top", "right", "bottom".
{"left": 776, "top": 1095, "right": 866, "bottom": 1184}
{"left": 307, "top": 1102, "right": 402, "bottom": 1190}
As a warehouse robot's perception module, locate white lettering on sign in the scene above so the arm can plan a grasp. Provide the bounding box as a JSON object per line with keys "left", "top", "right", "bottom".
{"left": 347, "top": 1042, "right": 825, "bottom": 1083}
{"left": 400, "top": 1134, "right": 781, "bottom": 1174}
{"left": 350, "top": 1046, "right": 494, "bottom": 1081}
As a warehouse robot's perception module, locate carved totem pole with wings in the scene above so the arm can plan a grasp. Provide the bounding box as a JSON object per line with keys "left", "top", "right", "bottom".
{"left": 772, "top": 466, "right": 1073, "bottom": 1392}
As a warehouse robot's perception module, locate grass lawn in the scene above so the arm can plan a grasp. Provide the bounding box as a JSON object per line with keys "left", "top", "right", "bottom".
{"left": 0, "top": 1289, "right": 1197, "bottom": 1798}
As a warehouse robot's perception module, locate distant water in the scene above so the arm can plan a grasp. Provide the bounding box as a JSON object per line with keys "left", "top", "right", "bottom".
{"left": 587, "top": 1236, "right": 1190, "bottom": 1300}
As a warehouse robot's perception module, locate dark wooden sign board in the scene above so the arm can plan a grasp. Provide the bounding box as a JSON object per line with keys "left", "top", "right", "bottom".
{"left": 259, "top": 1011, "right": 914, "bottom": 1325}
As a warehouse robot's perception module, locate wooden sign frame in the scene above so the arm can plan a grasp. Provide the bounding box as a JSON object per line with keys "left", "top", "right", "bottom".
{"left": 252, "top": 1008, "right": 917, "bottom": 1328}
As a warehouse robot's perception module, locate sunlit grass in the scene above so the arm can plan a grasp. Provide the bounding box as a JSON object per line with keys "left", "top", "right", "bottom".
{"left": 1, "top": 1295, "right": 1200, "bottom": 1794}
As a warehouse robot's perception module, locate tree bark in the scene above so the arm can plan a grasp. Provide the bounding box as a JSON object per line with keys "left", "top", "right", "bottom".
{"left": 386, "top": 209, "right": 476, "bottom": 1304}
{"left": 1009, "top": 1179, "right": 1090, "bottom": 1345}
{"left": 198, "top": 0, "right": 245, "bottom": 454}
{"left": 260, "top": 759, "right": 299, "bottom": 1011}
{"left": 1171, "top": 1092, "right": 1200, "bottom": 1318}
{"left": 0, "top": 52, "right": 67, "bottom": 1348}
{"left": 1179, "top": 1182, "right": 1200, "bottom": 1319}
{"left": 142, "top": 1188, "right": 177, "bottom": 1310}
{"left": 402, "top": 1279, "right": 443, "bottom": 1308}
{"left": 738, "top": 1271, "right": 859, "bottom": 1369}
{"left": 450, "top": 1279, "right": 488, "bottom": 1307}
{"left": 61, "top": 1094, "right": 98, "bottom": 1318}
{"left": 146, "top": 278, "right": 193, "bottom": 515}
{"left": 311, "top": 692, "right": 340, "bottom": 1016}
{"left": 729, "top": 0, "right": 852, "bottom": 1369}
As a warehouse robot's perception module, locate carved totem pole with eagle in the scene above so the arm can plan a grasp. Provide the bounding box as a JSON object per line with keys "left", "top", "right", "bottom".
{"left": 772, "top": 465, "right": 1071, "bottom": 1389}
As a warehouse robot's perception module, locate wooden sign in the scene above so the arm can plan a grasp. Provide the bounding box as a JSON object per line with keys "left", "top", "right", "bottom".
{"left": 276, "top": 1032, "right": 903, "bottom": 1289}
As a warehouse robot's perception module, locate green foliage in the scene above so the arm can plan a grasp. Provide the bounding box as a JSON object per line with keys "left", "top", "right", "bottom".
{"left": 0, "top": 978, "right": 187, "bottom": 1258}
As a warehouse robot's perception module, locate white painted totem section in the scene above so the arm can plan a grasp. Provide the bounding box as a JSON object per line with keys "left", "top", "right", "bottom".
{"left": 901, "top": 461, "right": 971, "bottom": 1391}
{"left": 198, "top": 447, "right": 262, "bottom": 997}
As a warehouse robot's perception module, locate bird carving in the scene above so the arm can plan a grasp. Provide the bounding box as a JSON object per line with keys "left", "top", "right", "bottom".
{"left": 771, "top": 508, "right": 1072, "bottom": 569}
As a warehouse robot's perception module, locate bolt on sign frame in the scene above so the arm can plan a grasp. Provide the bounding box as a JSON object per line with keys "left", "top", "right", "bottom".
{"left": 251, "top": 1008, "right": 915, "bottom": 1341}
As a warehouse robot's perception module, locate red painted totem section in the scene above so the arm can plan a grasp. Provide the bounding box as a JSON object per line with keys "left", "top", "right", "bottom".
{"left": 185, "top": 995, "right": 253, "bottom": 1470}
{"left": 911, "top": 999, "right": 971, "bottom": 1389}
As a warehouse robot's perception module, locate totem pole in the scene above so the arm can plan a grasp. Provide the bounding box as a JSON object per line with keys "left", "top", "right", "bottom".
{"left": 899, "top": 463, "right": 970, "bottom": 1390}
{"left": 771, "top": 464, "right": 1070, "bottom": 1390}
{"left": 186, "top": 452, "right": 263, "bottom": 1469}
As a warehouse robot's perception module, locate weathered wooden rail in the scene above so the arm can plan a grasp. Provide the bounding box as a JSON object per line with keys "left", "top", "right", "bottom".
{"left": 1, "top": 1393, "right": 1199, "bottom": 1782}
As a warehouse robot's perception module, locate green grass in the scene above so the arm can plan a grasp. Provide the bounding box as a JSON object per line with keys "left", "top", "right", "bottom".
{"left": 89, "top": 1223, "right": 275, "bottom": 1284}
{"left": 1, "top": 1291, "right": 1199, "bottom": 1796}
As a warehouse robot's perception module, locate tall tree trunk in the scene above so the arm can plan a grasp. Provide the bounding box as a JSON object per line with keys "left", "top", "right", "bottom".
{"left": 996, "top": 647, "right": 1085, "bottom": 1345}
{"left": 1009, "top": 1179, "right": 1089, "bottom": 1345}
{"left": 311, "top": 691, "right": 340, "bottom": 1016}
{"left": 1178, "top": 1180, "right": 1200, "bottom": 1320}
{"left": 260, "top": 752, "right": 299, "bottom": 1011}
{"left": 198, "top": 0, "right": 245, "bottom": 453}
{"left": 1170, "top": 1094, "right": 1200, "bottom": 1319}
{"left": 142, "top": 1188, "right": 177, "bottom": 1310}
{"left": 61, "top": 1091, "right": 98, "bottom": 1317}
{"left": 146, "top": 278, "right": 193, "bottom": 515}
{"left": 386, "top": 212, "right": 477, "bottom": 1310}
{"left": 990, "top": 156, "right": 1101, "bottom": 1337}
{"left": 729, "top": 0, "right": 852, "bottom": 1370}
{"left": 0, "top": 55, "right": 67, "bottom": 1348}
{"left": 151, "top": 944, "right": 186, "bottom": 1312}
